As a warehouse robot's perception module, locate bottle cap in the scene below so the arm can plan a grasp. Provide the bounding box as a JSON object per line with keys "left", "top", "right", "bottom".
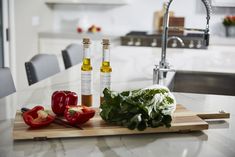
{"left": 102, "top": 39, "right": 110, "bottom": 45}
{"left": 83, "top": 38, "right": 91, "bottom": 44}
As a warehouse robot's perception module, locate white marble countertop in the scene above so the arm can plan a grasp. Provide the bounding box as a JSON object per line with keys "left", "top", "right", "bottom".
{"left": 210, "top": 36, "right": 235, "bottom": 46}
{"left": 38, "top": 31, "right": 120, "bottom": 41}
{"left": 1, "top": 45, "right": 235, "bottom": 157}
{"left": 111, "top": 45, "right": 235, "bottom": 74}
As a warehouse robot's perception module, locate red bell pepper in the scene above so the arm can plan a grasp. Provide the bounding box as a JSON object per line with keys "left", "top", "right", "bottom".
{"left": 64, "top": 105, "right": 95, "bottom": 125}
{"left": 22, "top": 106, "right": 55, "bottom": 128}
{"left": 51, "top": 91, "right": 78, "bottom": 116}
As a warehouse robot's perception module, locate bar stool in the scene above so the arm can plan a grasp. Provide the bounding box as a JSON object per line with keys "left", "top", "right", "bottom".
{"left": 62, "top": 44, "right": 83, "bottom": 69}
{"left": 0, "top": 67, "right": 16, "bottom": 98}
{"left": 25, "top": 54, "right": 60, "bottom": 85}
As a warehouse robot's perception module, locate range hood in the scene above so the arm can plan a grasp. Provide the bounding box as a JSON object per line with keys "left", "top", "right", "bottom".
{"left": 45, "top": 0, "right": 129, "bottom": 5}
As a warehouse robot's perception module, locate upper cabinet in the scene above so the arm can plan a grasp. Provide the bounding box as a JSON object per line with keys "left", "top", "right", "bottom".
{"left": 211, "top": 0, "right": 235, "bottom": 7}
{"left": 45, "top": 0, "right": 130, "bottom": 5}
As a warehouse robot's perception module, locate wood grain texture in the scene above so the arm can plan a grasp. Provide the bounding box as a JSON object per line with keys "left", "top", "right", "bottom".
{"left": 13, "top": 104, "right": 208, "bottom": 140}
{"left": 159, "top": 17, "right": 185, "bottom": 35}
{"left": 196, "top": 112, "right": 230, "bottom": 119}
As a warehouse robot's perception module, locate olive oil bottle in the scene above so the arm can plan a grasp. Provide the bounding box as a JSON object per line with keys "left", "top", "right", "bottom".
{"left": 81, "top": 38, "right": 93, "bottom": 107}
{"left": 100, "top": 39, "right": 112, "bottom": 104}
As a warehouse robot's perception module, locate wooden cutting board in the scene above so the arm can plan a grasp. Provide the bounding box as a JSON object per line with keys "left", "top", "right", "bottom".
{"left": 13, "top": 105, "right": 209, "bottom": 140}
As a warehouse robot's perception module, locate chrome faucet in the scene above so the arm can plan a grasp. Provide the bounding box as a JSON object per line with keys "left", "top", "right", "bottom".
{"left": 153, "top": 0, "right": 211, "bottom": 85}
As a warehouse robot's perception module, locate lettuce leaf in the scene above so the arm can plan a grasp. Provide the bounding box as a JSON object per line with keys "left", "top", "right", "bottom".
{"left": 100, "top": 85, "right": 176, "bottom": 131}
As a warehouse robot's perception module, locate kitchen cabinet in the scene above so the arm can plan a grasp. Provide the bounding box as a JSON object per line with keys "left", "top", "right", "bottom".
{"left": 45, "top": 0, "right": 130, "bottom": 5}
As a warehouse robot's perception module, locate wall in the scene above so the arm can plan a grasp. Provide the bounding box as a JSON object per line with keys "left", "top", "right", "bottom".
{"left": 52, "top": 0, "right": 235, "bottom": 36}
{"left": 13, "top": 0, "right": 235, "bottom": 90}
{"left": 0, "top": 1, "right": 3, "bottom": 67}
{"left": 14, "top": 0, "right": 53, "bottom": 90}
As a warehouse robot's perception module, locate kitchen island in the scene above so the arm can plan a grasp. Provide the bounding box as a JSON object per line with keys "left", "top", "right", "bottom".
{"left": 0, "top": 45, "right": 235, "bottom": 157}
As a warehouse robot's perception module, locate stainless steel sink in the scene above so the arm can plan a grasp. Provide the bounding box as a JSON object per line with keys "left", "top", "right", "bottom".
{"left": 173, "top": 71, "right": 235, "bottom": 96}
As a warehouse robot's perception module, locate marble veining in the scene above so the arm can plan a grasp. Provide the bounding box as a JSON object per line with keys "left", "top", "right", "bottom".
{"left": 1, "top": 45, "right": 235, "bottom": 157}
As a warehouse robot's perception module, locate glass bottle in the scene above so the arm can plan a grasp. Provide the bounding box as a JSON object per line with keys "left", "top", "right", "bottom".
{"left": 100, "top": 39, "right": 112, "bottom": 104}
{"left": 81, "top": 38, "right": 93, "bottom": 107}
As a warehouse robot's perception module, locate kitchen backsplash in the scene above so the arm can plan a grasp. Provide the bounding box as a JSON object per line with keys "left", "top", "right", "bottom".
{"left": 51, "top": 0, "right": 235, "bottom": 36}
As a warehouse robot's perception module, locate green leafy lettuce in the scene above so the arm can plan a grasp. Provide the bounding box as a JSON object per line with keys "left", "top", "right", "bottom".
{"left": 100, "top": 85, "right": 176, "bottom": 131}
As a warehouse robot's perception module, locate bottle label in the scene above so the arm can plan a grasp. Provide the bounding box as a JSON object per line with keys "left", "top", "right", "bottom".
{"left": 81, "top": 71, "right": 92, "bottom": 95}
{"left": 100, "top": 72, "right": 111, "bottom": 96}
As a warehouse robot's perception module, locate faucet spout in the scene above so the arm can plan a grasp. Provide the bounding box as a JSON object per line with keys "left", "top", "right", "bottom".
{"left": 160, "top": 0, "right": 173, "bottom": 67}
{"left": 201, "top": 0, "right": 211, "bottom": 46}
{"left": 153, "top": 0, "right": 211, "bottom": 85}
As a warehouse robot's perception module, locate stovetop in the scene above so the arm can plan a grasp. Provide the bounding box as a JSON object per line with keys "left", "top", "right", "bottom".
{"left": 121, "top": 31, "right": 209, "bottom": 49}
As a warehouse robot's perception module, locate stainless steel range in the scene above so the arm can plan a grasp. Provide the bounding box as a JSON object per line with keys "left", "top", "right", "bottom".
{"left": 121, "top": 31, "right": 209, "bottom": 49}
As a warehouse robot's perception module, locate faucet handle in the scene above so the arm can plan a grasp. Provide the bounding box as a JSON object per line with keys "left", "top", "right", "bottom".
{"left": 154, "top": 64, "right": 175, "bottom": 72}
{"left": 135, "top": 39, "right": 141, "bottom": 46}
{"left": 151, "top": 39, "right": 157, "bottom": 47}
{"left": 127, "top": 38, "right": 134, "bottom": 46}
{"left": 153, "top": 65, "right": 175, "bottom": 84}
{"left": 167, "top": 36, "right": 185, "bottom": 47}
